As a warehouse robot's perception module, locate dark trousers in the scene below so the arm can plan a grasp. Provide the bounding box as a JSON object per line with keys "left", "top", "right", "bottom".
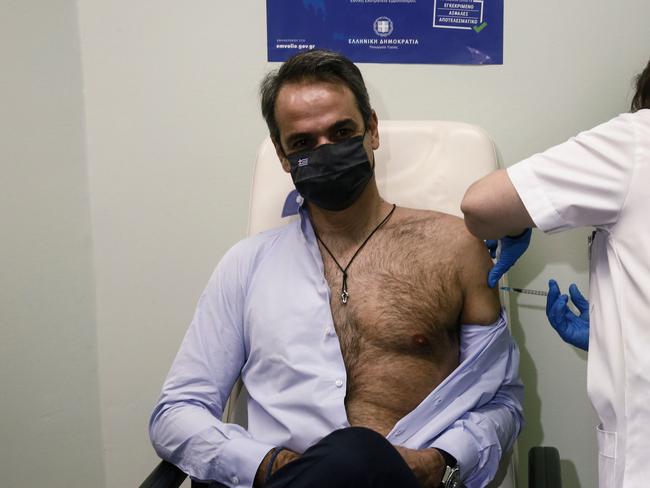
{"left": 265, "top": 427, "right": 420, "bottom": 488}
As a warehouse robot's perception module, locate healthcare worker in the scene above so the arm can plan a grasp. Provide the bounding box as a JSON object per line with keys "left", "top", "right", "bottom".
{"left": 460, "top": 57, "right": 650, "bottom": 488}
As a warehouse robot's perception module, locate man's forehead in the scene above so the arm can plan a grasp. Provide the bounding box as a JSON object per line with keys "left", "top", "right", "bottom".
{"left": 275, "top": 80, "right": 362, "bottom": 131}
{"left": 276, "top": 81, "right": 357, "bottom": 113}
{"left": 278, "top": 78, "right": 351, "bottom": 95}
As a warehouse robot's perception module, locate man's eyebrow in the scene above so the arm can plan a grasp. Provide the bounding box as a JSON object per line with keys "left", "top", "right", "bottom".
{"left": 285, "top": 118, "right": 359, "bottom": 145}
{"left": 330, "top": 118, "right": 358, "bottom": 130}
{"left": 284, "top": 131, "right": 312, "bottom": 146}
{"left": 284, "top": 119, "right": 359, "bottom": 145}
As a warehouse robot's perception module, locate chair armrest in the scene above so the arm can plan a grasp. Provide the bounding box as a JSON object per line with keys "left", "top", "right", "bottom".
{"left": 528, "top": 446, "right": 562, "bottom": 488}
{"left": 140, "top": 460, "right": 187, "bottom": 488}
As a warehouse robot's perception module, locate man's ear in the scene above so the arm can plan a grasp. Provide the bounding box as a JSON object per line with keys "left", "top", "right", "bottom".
{"left": 273, "top": 139, "right": 291, "bottom": 173}
{"left": 368, "top": 110, "right": 379, "bottom": 150}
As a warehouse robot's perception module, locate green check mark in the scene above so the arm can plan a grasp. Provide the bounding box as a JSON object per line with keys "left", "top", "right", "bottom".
{"left": 473, "top": 21, "right": 488, "bottom": 33}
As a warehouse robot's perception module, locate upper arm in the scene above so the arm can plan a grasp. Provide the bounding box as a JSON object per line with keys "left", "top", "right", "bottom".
{"left": 454, "top": 225, "right": 501, "bottom": 325}
{"left": 156, "top": 244, "right": 249, "bottom": 417}
{"left": 461, "top": 169, "right": 535, "bottom": 239}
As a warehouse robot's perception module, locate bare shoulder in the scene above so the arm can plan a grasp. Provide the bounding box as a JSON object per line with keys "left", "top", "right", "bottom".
{"left": 391, "top": 207, "right": 487, "bottom": 254}
{"left": 390, "top": 207, "right": 500, "bottom": 325}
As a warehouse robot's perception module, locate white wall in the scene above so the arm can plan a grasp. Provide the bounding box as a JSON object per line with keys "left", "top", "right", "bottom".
{"left": 3, "top": 1, "right": 649, "bottom": 487}
{"left": 0, "top": 1, "right": 104, "bottom": 487}
{"left": 76, "top": 2, "right": 270, "bottom": 486}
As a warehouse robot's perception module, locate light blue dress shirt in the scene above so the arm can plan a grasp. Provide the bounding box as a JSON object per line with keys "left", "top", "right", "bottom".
{"left": 150, "top": 207, "right": 523, "bottom": 488}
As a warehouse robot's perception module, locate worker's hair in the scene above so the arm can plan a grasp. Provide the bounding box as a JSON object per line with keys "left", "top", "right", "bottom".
{"left": 260, "top": 49, "right": 372, "bottom": 147}
{"left": 631, "top": 57, "right": 650, "bottom": 112}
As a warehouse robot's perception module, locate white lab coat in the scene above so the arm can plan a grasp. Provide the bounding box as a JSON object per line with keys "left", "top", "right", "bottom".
{"left": 507, "top": 109, "right": 650, "bottom": 488}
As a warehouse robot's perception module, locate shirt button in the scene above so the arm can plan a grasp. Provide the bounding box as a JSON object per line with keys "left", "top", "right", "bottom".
{"left": 231, "top": 476, "right": 239, "bottom": 485}
{"left": 395, "top": 428, "right": 404, "bottom": 436}
{"left": 335, "top": 378, "right": 344, "bottom": 388}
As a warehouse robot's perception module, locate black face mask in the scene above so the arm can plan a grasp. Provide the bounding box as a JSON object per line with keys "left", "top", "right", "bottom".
{"left": 287, "top": 135, "right": 374, "bottom": 211}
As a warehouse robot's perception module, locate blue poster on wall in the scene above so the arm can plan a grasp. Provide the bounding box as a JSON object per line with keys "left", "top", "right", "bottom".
{"left": 267, "top": 0, "right": 503, "bottom": 65}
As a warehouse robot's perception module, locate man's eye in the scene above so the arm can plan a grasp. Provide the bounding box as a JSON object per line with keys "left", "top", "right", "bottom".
{"left": 334, "top": 128, "right": 354, "bottom": 141}
{"left": 291, "top": 139, "right": 307, "bottom": 149}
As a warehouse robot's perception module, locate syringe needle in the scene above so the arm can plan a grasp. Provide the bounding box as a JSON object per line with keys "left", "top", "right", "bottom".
{"left": 500, "top": 286, "right": 548, "bottom": 296}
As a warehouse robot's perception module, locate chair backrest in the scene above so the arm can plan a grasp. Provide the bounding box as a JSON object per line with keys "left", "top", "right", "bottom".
{"left": 248, "top": 120, "right": 497, "bottom": 234}
{"left": 240, "top": 120, "right": 515, "bottom": 488}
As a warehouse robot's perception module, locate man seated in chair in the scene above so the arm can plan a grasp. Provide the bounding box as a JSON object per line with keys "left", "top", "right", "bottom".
{"left": 150, "top": 49, "right": 523, "bottom": 488}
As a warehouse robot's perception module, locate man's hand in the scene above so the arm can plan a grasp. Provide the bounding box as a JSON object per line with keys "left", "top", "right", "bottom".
{"left": 254, "top": 448, "right": 300, "bottom": 487}
{"left": 394, "top": 446, "right": 446, "bottom": 488}
{"left": 546, "top": 280, "right": 590, "bottom": 351}
{"left": 486, "top": 228, "right": 532, "bottom": 288}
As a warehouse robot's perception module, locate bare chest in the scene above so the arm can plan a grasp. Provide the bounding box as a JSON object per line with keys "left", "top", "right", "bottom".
{"left": 320, "top": 229, "right": 463, "bottom": 365}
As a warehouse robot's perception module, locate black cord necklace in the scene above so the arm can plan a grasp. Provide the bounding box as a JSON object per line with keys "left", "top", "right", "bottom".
{"left": 314, "top": 204, "right": 397, "bottom": 305}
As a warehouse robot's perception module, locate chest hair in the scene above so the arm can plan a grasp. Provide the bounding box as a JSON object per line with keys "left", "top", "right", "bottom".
{"left": 320, "top": 217, "right": 463, "bottom": 392}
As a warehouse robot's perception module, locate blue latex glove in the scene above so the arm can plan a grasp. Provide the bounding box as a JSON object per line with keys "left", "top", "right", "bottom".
{"left": 485, "top": 239, "right": 499, "bottom": 259}
{"left": 545, "top": 279, "right": 590, "bottom": 351}
{"left": 486, "top": 228, "right": 532, "bottom": 288}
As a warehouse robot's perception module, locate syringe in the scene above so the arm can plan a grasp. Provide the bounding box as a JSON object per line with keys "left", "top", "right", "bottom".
{"left": 500, "top": 286, "right": 548, "bottom": 296}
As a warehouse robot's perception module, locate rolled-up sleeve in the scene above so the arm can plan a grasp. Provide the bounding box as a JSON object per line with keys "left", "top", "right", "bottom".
{"left": 391, "top": 312, "right": 523, "bottom": 488}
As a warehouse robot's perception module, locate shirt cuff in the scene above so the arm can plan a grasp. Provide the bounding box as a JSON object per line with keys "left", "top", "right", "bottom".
{"left": 429, "top": 428, "right": 480, "bottom": 481}
{"left": 216, "top": 436, "right": 276, "bottom": 488}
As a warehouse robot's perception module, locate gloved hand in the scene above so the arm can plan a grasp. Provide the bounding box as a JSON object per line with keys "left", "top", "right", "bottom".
{"left": 485, "top": 239, "right": 499, "bottom": 259}
{"left": 545, "top": 279, "right": 590, "bottom": 351}
{"left": 485, "top": 228, "right": 532, "bottom": 288}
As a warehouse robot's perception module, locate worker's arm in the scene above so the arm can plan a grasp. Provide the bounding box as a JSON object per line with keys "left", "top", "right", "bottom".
{"left": 460, "top": 169, "right": 535, "bottom": 240}
{"left": 460, "top": 170, "right": 536, "bottom": 286}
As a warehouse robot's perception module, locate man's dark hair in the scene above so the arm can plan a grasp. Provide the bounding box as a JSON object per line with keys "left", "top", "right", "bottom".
{"left": 260, "top": 49, "right": 372, "bottom": 146}
{"left": 631, "top": 57, "right": 650, "bottom": 112}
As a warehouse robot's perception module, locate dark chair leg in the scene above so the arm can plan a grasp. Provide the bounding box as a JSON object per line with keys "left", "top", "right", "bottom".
{"left": 140, "top": 460, "right": 188, "bottom": 488}
{"left": 191, "top": 481, "right": 224, "bottom": 488}
{"left": 529, "top": 446, "right": 562, "bottom": 488}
